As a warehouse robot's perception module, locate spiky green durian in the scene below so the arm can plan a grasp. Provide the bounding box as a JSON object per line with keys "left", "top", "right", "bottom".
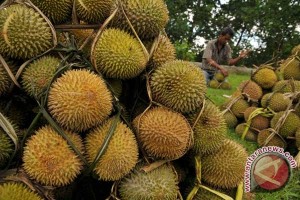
{"left": 150, "top": 60, "right": 206, "bottom": 113}
{"left": 75, "top": 0, "right": 113, "bottom": 24}
{"left": 0, "top": 130, "right": 13, "bottom": 167}
{"left": 21, "top": 56, "right": 60, "bottom": 97}
{"left": 235, "top": 123, "right": 257, "bottom": 141}
{"left": 187, "top": 101, "right": 227, "bottom": 155}
{"left": 209, "top": 79, "right": 219, "bottom": 89}
{"left": 244, "top": 107, "right": 269, "bottom": 130}
{"left": 223, "top": 110, "right": 238, "bottom": 128}
{"left": 0, "top": 4, "right": 53, "bottom": 59}
{"left": 119, "top": 164, "right": 179, "bottom": 200}
{"left": 93, "top": 28, "right": 147, "bottom": 79}
{"left": 0, "top": 182, "right": 42, "bottom": 200}
{"left": 30, "top": 0, "right": 72, "bottom": 24}
{"left": 111, "top": 0, "right": 169, "bottom": 39}
{"left": 220, "top": 81, "right": 231, "bottom": 90}
{"left": 85, "top": 117, "right": 139, "bottom": 181}
{"left": 133, "top": 107, "right": 192, "bottom": 159}
{"left": 252, "top": 66, "right": 278, "bottom": 89}
{"left": 0, "top": 60, "right": 17, "bottom": 96}
{"left": 272, "top": 80, "right": 300, "bottom": 93}
{"left": 281, "top": 57, "right": 300, "bottom": 80}
{"left": 48, "top": 69, "right": 113, "bottom": 132}
{"left": 214, "top": 72, "right": 225, "bottom": 82}
{"left": 239, "top": 80, "right": 263, "bottom": 101}
{"left": 261, "top": 93, "right": 290, "bottom": 112}
{"left": 231, "top": 98, "right": 249, "bottom": 118}
{"left": 23, "top": 125, "right": 83, "bottom": 186}
{"left": 147, "top": 35, "right": 176, "bottom": 69}
{"left": 270, "top": 111, "right": 300, "bottom": 137}
{"left": 201, "top": 139, "right": 248, "bottom": 189}
{"left": 257, "top": 129, "right": 285, "bottom": 148}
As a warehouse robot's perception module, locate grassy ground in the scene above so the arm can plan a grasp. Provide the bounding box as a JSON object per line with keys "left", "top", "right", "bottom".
{"left": 206, "top": 73, "right": 300, "bottom": 200}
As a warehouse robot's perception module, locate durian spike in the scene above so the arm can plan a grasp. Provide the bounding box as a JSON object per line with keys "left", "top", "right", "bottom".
{"left": 295, "top": 151, "right": 300, "bottom": 169}
{"left": 235, "top": 182, "right": 243, "bottom": 200}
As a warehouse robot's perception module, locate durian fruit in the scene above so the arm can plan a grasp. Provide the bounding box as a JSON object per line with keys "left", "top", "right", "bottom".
{"left": 147, "top": 35, "right": 176, "bottom": 69}
{"left": 281, "top": 57, "right": 300, "bottom": 80}
{"left": 261, "top": 93, "right": 290, "bottom": 112}
{"left": 220, "top": 81, "right": 231, "bottom": 90}
{"left": 0, "top": 130, "right": 13, "bottom": 167}
{"left": 272, "top": 80, "right": 300, "bottom": 93}
{"left": 23, "top": 125, "right": 84, "bottom": 187}
{"left": 270, "top": 111, "right": 300, "bottom": 137}
{"left": 223, "top": 110, "right": 238, "bottom": 128}
{"left": 150, "top": 60, "right": 206, "bottom": 113}
{"left": 257, "top": 129, "right": 285, "bottom": 148}
{"left": 48, "top": 69, "right": 113, "bottom": 132}
{"left": 252, "top": 66, "right": 278, "bottom": 89}
{"left": 296, "top": 128, "right": 300, "bottom": 148}
{"left": 85, "top": 117, "right": 138, "bottom": 181}
{"left": 230, "top": 98, "right": 250, "bottom": 118}
{"left": 119, "top": 164, "right": 179, "bottom": 200}
{"left": 291, "top": 44, "right": 300, "bottom": 56}
{"left": 21, "top": 56, "right": 60, "bottom": 97}
{"left": 132, "top": 107, "right": 192, "bottom": 160}
{"left": 75, "top": 0, "right": 113, "bottom": 23}
{"left": 0, "top": 4, "right": 53, "bottom": 59}
{"left": 105, "top": 78, "right": 123, "bottom": 99}
{"left": 235, "top": 123, "right": 257, "bottom": 141}
{"left": 239, "top": 80, "right": 263, "bottom": 101}
{"left": 111, "top": 0, "right": 169, "bottom": 39}
{"left": 0, "top": 60, "right": 17, "bottom": 96}
{"left": 30, "top": 0, "right": 73, "bottom": 24}
{"left": 244, "top": 107, "right": 269, "bottom": 130}
{"left": 209, "top": 79, "right": 219, "bottom": 89}
{"left": 0, "top": 182, "right": 42, "bottom": 200}
{"left": 214, "top": 72, "right": 225, "bottom": 82}
{"left": 201, "top": 139, "right": 248, "bottom": 189}
{"left": 93, "top": 28, "right": 147, "bottom": 79}
{"left": 187, "top": 101, "right": 227, "bottom": 155}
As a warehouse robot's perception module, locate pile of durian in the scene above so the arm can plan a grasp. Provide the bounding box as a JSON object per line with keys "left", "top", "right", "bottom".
{"left": 221, "top": 44, "right": 300, "bottom": 171}
{"left": 209, "top": 72, "right": 232, "bottom": 90}
{"left": 0, "top": 0, "right": 261, "bottom": 200}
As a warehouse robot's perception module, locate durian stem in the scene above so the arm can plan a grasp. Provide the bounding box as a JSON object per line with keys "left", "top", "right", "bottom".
{"left": 0, "top": 112, "right": 18, "bottom": 170}
{"left": 195, "top": 156, "right": 202, "bottom": 183}
{"left": 54, "top": 24, "right": 102, "bottom": 30}
{"left": 141, "top": 160, "right": 169, "bottom": 173}
{"left": 200, "top": 185, "right": 234, "bottom": 200}
{"left": 235, "top": 182, "right": 244, "bottom": 200}
{"left": 40, "top": 107, "right": 89, "bottom": 166}
{"left": 186, "top": 183, "right": 200, "bottom": 200}
{"left": 84, "top": 110, "right": 121, "bottom": 175}
{"left": 0, "top": 54, "right": 20, "bottom": 87}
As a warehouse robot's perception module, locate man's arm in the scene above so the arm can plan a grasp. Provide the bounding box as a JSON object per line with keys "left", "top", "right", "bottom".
{"left": 228, "top": 50, "right": 250, "bottom": 65}
{"left": 205, "top": 58, "right": 228, "bottom": 77}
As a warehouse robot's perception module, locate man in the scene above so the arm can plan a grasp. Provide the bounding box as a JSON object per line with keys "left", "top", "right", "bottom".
{"left": 201, "top": 27, "right": 249, "bottom": 83}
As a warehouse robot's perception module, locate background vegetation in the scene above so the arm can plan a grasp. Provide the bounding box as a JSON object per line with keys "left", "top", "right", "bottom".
{"left": 165, "top": 0, "right": 300, "bottom": 67}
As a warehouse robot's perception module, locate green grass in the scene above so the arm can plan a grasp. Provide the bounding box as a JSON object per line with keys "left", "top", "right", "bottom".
{"left": 206, "top": 74, "right": 249, "bottom": 106}
{"left": 206, "top": 73, "right": 300, "bottom": 200}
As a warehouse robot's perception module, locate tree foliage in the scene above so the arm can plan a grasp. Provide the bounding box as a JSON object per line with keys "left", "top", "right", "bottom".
{"left": 165, "top": 0, "right": 300, "bottom": 66}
